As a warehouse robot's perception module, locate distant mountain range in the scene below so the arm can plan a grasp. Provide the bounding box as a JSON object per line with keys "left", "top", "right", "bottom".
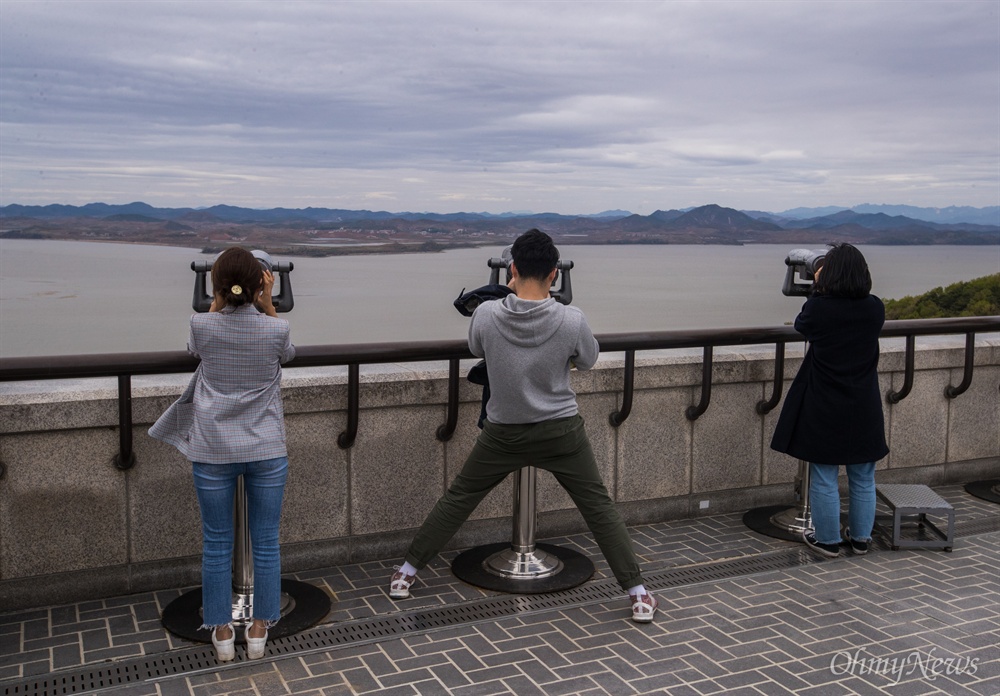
{"left": 2, "top": 201, "right": 998, "bottom": 247}
{"left": 2, "top": 201, "right": 997, "bottom": 225}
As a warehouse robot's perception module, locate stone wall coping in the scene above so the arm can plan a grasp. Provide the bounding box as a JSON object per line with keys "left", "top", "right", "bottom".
{"left": 1, "top": 333, "right": 995, "bottom": 407}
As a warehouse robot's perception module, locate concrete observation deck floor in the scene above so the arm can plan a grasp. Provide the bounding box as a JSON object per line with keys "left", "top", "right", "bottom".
{"left": 2, "top": 483, "right": 998, "bottom": 696}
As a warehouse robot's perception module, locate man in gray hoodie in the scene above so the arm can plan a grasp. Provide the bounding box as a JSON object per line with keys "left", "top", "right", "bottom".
{"left": 389, "top": 229, "right": 657, "bottom": 623}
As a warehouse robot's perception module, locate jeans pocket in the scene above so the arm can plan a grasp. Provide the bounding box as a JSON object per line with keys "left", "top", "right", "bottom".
{"left": 250, "top": 456, "right": 289, "bottom": 486}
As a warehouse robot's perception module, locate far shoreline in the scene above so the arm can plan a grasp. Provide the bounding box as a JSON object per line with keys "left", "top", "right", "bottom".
{"left": 3, "top": 232, "right": 998, "bottom": 261}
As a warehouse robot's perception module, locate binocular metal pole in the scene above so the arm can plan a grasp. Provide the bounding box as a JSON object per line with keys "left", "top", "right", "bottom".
{"left": 161, "top": 476, "right": 331, "bottom": 643}
{"left": 743, "top": 340, "right": 818, "bottom": 542}
{"left": 231, "top": 476, "right": 256, "bottom": 624}
{"left": 771, "top": 460, "right": 813, "bottom": 534}
{"left": 482, "top": 467, "right": 564, "bottom": 579}
{"left": 742, "top": 460, "right": 814, "bottom": 542}
{"left": 451, "top": 466, "right": 594, "bottom": 594}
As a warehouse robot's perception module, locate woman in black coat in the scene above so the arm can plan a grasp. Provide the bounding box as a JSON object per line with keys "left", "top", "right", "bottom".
{"left": 770, "top": 243, "right": 889, "bottom": 557}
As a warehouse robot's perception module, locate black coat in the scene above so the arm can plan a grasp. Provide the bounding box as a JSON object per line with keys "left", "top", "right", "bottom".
{"left": 770, "top": 294, "right": 890, "bottom": 465}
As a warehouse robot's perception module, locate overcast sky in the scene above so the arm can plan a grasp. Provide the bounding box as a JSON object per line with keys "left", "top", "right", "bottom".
{"left": 1, "top": 1, "right": 997, "bottom": 215}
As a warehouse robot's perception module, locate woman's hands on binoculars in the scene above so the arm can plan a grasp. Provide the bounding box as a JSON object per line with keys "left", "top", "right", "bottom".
{"left": 256, "top": 270, "right": 278, "bottom": 317}
{"left": 207, "top": 270, "right": 277, "bottom": 316}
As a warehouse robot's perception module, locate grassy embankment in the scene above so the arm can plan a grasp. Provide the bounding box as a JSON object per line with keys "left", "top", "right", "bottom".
{"left": 883, "top": 274, "right": 1000, "bottom": 319}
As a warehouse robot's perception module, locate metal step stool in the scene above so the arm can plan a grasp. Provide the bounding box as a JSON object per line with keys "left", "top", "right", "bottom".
{"left": 875, "top": 484, "right": 955, "bottom": 551}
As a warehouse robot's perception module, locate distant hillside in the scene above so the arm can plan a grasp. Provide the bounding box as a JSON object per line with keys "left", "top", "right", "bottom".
{"left": 779, "top": 209, "right": 998, "bottom": 232}
{"left": 671, "top": 204, "right": 783, "bottom": 232}
{"left": 778, "top": 204, "right": 1000, "bottom": 226}
{"left": 883, "top": 274, "right": 1000, "bottom": 319}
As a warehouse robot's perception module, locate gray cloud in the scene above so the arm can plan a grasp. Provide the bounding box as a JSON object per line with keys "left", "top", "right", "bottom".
{"left": 1, "top": 0, "right": 997, "bottom": 213}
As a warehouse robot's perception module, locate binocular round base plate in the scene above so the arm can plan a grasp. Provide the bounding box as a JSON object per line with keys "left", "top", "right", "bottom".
{"left": 451, "top": 542, "right": 594, "bottom": 594}
{"left": 964, "top": 479, "right": 1000, "bottom": 505}
{"left": 744, "top": 506, "right": 849, "bottom": 543}
{"left": 743, "top": 505, "right": 812, "bottom": 542}
{"left": 161, "top": 579, "right": 331, "bottom": 644}
{"left": 483, "top": 546, "right": 564, "bottom": 579}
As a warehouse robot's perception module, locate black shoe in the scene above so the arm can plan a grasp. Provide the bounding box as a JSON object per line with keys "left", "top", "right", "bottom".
{"left": 844, "top": 528, "right": 869, "bottom": 555}
{"left": 803, "top": 531, "right": 841, "bottom": 558}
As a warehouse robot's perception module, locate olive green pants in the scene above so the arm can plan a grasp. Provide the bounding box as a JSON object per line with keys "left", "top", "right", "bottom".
{"left": 404, "top": 414, "right": 644, "bottom": 591}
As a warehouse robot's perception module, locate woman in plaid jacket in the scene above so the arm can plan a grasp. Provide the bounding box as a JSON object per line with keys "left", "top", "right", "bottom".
{"left": 151, "top": 247, "right": 295, "bottom": 662}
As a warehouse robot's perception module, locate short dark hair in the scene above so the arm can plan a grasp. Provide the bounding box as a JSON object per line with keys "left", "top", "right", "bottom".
{"left": 812, "top": 242, "right": 872, "bottom": 299}
{"left": 211, "top": 247, "right": 263, "bottom": 307}
{"left": 510, "top": 228, "right": 558, "bottom": 281}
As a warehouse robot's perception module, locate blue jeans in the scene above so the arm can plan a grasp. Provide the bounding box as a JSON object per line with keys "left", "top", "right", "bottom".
{"left": 809, "top": 461, "right": 876, "bottom": 546}
{"left": 192, "top": 457, "right": 288, "bottom": 628}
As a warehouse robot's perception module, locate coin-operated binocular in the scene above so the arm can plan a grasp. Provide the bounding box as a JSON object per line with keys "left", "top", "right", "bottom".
{"left": 454, "top": 244, "right": 576, "bottom": 317}
{"left": 782, "top": 248, "right": 826, "bottom": 297}
{"left": 191, "top": 249, "right": 295, "bottom": 313}
{"left": 486, "top": 245, "right": 574, "bottom": 305}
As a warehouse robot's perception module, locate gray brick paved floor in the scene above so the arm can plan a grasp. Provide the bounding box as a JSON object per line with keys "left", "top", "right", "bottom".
{"left": 2, "top": 484, "right": 998, "bottom": 695}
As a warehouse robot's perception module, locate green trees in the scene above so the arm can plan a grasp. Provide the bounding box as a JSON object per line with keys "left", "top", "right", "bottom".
{"left": 883, "top": 274, "right": 1000, "bottom": 319}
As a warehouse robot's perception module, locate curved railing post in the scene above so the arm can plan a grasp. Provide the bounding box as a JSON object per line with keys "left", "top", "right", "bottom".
{"left": 945, "top": 332, "right": 976, "bottom": 398}
{"left": 756, "top": 343, "right": 786, "bottom": 415}
{"left": 685, "top": 346, "right": 713, "bottom": 421}
{"left": 113, "top": 374, "right": 136, "bottom": 470}
{"left": 887, "top": 334, "right": 916, "bottom": 404}
{"left": 337, "top": 363, "right": 360, "bottom": 449}
{"left": 609, "top": 350, "right": 635, "bottom": 427}
{"left": 436, "top": 358, "right": 461, "bottom": 441}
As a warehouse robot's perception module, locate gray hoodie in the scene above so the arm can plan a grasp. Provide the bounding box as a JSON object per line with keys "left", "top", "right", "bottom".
{"left": 469, "top": 294, "right": 599, "bottom": 424}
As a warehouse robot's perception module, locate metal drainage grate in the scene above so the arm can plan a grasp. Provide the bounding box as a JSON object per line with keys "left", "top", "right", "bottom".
{"left": 1, "top": 652, "right": 219, "bottom": 696}
{"left": 956, "top": 513, "right": 1000, "bottom": 537}
{"left": 3, "top": 517, "right": 997, "bottom": 696}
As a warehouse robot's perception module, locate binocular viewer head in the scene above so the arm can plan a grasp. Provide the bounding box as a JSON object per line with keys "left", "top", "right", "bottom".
{"left": 190, "top": 249, "right": 295, "bottom": 313}
{"left": 782, "top": 248, "right": 827, "bottom": 297}
{"left": 486, "top": 245, "right": 574, "bottom": 305}
{"left": 190, "top": 250, "right": 293, "bottom": 275}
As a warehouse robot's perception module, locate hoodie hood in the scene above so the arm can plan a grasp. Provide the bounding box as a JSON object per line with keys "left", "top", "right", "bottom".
{"left": 492, "top": 295, "right": 566, "bottom": 347}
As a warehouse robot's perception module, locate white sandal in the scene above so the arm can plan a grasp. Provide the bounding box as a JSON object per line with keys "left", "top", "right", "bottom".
{"left": 389, "top": 569, "right": 416, "bottom": 599}
{"left": 630, "top": 593, "right": 658, "bottom": 623}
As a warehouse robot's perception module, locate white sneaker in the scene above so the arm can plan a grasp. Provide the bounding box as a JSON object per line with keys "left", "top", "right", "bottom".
{"left": 245, "top": 624, "right": 268, "bottom": 660}
{"left": 211, "top": 625, "right": 235, "bottom": 662}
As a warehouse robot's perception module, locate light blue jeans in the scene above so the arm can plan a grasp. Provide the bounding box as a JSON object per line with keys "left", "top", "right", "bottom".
{"left": 192, "top": 457, "right": 288, "bottom": 628}
{"left": 809, "top": 461, "right": 876, "bottom": 546}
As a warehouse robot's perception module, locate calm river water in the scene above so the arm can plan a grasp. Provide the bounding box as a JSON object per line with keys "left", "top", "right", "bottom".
{"left": 1, "top": 239, "right": 997, "bottom": 357}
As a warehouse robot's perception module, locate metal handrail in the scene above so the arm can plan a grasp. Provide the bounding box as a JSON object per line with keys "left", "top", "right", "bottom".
{"left": 1, "top": 317, "right": 997, "bottom": 469}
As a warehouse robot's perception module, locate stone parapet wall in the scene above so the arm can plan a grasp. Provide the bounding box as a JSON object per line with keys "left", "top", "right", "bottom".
{"left": 1, "top": 336, "right": 998, "bottom": 609}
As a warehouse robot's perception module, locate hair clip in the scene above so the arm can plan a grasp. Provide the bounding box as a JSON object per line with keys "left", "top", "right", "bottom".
{"left": 231, "top": 284, "right": 243, "bottom": 295}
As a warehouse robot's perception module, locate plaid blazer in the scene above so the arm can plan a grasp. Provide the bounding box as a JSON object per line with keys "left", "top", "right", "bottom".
{"left": 150, "top": 305, "right": 295, "bottom": 464}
